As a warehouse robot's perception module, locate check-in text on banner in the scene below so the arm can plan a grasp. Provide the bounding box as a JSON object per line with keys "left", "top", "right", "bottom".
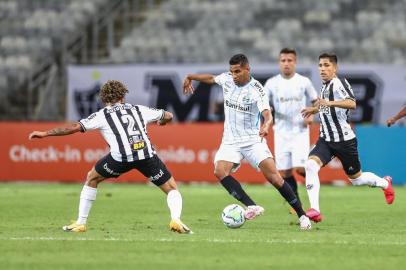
{"left": 0, "top": 122, "right": 347, "bottom": 184}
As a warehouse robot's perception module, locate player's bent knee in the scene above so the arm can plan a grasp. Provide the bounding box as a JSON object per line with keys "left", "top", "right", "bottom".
{"left": 159, "top": 178, "right": 178, "bottom": 194}
{"left": 85, "top": 167, "right": 105, "bottom": 187}
{"left": 305, "top": 159, "right": 320, "bottom": 174}
{"left": 214, "top": 168, "right": 228, "bottom": 180}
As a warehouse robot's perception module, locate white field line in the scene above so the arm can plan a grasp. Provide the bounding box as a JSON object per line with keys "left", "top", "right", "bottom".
{"left": 1, "top": 236, "right": 405, "bottom": 246}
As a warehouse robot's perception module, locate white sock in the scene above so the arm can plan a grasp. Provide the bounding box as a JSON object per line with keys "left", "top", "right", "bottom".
{"left": 167, "top": 189, "right": 182, "bottom": 220}
{"left": 305, "top": 159, "right": 321, "bottom": 212}
{"left": 351, "top": 172, "right": 388, "bottom": 189}
{"left": 76, "top": 185, "right": 97, "bottom": 225}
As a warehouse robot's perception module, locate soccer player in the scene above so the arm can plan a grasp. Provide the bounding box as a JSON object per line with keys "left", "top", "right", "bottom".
{"left": 183, "top": 54, "right": 312, "bottom": 230}
{"left": 264, "top": 48, "right": 318, "bottom": 212}
{"left": 301, "top": 53, "right": 395, "bottom": 223}
{"left": 386, "top": 105, "right": 406, "bottom": 127}
{"left": 28, "top": 80, "right": 192, "bottom": 234}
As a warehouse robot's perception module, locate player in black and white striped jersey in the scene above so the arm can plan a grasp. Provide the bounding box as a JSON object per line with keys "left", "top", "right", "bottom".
{"left": 28, "top": 80, "right": 192, "bottom": 234}
{"left": 301, "top": 53, "right": 395, "bottom": 223}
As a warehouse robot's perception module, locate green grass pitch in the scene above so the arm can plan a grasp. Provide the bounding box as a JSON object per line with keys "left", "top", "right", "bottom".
{"left": 0, "top": 182, "right": 405, "bottom": 270}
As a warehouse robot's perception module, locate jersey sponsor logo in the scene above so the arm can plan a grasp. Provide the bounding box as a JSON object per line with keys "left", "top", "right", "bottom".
{"left": 103, "top": 163, "right": 120, "bottom": 176}
{"left": 279, "top": 96, "right": 303, "bottom": 103}
{"left": 225, "top": 100, "right": 250, "bottom": 112}
{"left": 106, "top": 104, "right": 134, "bottom": 113}
{"left": 339, "top": 87, "right": 348, "bottom": 97}
{"left": 253, "top": 82, "right": 265, "bottom": 97}
{"left": 87, "top": 113, "right": 97, "bottom": 120}
{"left": 149, "top": 169, "right": 164, "bottom": 181}
{"left": 132, "top": 140, "right": 145, "bottom": 150}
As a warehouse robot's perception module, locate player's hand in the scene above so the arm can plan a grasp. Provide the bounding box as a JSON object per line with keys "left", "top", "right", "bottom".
{"left": 259, "top": 123, "right": 270, "bottom": 138}
{"left": 182, "top": 77, "right": 195, "bottom": 95}
{"left": 303, "top": 115, "right": 313, "bottom": 127}
{"left": 157, "top": 120, "right": 167, "bottom": 126}
{"left": 386, "top": 117, "right": 397, "bottom": 127}
{"left": 301, "top": 107, "right": 318, "bottom": 118}
{"left": 28, "top": 131, "right": 47, "bottom": 140}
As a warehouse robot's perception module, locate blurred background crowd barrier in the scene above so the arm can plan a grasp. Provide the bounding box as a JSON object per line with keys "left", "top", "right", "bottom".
{"left": 1, "top": 122, "right": 405, "bottom": 184}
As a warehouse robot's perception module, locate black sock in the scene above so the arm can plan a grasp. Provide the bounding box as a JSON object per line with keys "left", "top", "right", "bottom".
{"left": 284, "top": 176, "right": 301, "bottom": 205}
{"left": 278, "top": 181, "right": 305, "bottom": 217}
{"left": 220, "top": 175, "right": 255, "bottom": 207}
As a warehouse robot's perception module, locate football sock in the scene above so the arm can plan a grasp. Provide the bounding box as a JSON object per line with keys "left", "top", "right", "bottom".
{"left": 277, "top": 181, "right": 305, "bottom": 217}
{"left": 351, "top": 172, "right": 389, "bottom": 189}
{"left": 167, "top": 189, "right": 182, "bottom": 220}
{"left": 284, "top": 175, "right": 301, "bottom": 204}
{"left": 220, "top": 175, "right": 256, "bottom": 207}
{"left": 305, "top": 159, "right": 321, "bottom": 212}
{"left": 76, "top": 185, "right": 97, "bottom": 225}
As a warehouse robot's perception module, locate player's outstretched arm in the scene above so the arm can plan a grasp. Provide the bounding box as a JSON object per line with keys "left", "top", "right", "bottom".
{"left": 301, "top": 105, "right": 319, "bottom": 118}
{"left": 319, "top": 98, "right": 356, "bottom": 110}
{"left": 259, "top": 109, "right": 273, "bottom": 138}
{"left": 387, "top": 105, "right": 406, "bottom": 127}
{"left": 157, "top": 111, "right": 173, "bottom": 126}
{"left": 182, "top": 74, "right": 215, "bottom": 95}
{"left": 303, "top": 100, "right": 317, "bottom": 126}
{"left": 28, "top": 122, "right": 82, "bottom": 140}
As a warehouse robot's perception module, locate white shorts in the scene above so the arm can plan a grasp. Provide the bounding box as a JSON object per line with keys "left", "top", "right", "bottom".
{"left": 274, "top": 131, "right": 310, "bottom": 170}
{"left": 214, "top": 140, "right": 273, "bottom": 172}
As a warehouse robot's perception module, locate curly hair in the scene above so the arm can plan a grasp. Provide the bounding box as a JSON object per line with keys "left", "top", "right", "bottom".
{"left": 99, "top": 80, "right": 129, "bottom": 104}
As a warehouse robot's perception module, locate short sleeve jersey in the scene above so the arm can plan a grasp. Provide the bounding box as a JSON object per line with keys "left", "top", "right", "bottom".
{"left": 318, "top": 77, "right": 356, "bottom": 142}
{"left": 264, "top": 73, "right": 317, "bottom": 134}
{"left": 214, "top": 72, "right": 270, "bottom": 145}
{"left": 79, "top": 103, "right": 164, "bottom": 162}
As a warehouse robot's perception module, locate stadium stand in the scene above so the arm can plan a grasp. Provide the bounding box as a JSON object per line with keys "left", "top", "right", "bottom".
{"left": 0, "top": 0, "right": 123, "bottom": 120}
{"left": 0, "top": 0, "right": 405, "bottom": 120}
{"left": 108, "top": 0, "right": 406, "bottom": 64}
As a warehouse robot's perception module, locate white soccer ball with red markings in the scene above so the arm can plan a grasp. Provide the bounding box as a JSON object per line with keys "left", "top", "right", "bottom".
{"left": 221, "top": 204, "right": 246, "bottom": 228}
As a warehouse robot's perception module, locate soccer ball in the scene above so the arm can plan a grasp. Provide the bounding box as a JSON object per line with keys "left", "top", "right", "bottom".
{"left": 221, "top": 204, "right": 246, "bottom": 228}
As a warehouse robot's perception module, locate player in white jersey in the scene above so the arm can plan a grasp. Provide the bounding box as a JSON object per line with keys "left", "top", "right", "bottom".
{"left": 387, "top": 105, "right": 406, "bottom": 127}
{"left": 264, "top": 48, "right": 318, "bottom": 212}
{"left": 301, "top": 53, "right": 395, "bottom": 223}
{"left": 183, "top": 54, "right": 311, "bottom": 230}
{"left": 28, "top": 80, "right": 192, "bottom": 234}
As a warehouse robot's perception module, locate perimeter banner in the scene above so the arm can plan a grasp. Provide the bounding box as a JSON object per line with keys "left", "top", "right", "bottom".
{"left": 0, "top": 123, "right": 347, "bottom": 183}
{"left": 67, "top": 64, "right": 406, "bottom": 125}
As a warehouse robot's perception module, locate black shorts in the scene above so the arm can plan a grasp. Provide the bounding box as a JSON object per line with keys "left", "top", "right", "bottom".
{"left": 309, "top": 137, "right": 361, "bottom": 176}
{"left": 95, "top": 154, "right": 172, "bottom": 186}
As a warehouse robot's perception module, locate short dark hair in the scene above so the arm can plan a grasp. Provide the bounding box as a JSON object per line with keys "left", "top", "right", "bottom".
{"left": 280, "top": 48, "right": 296, "bottom": 55}
{"left": 319, "top": 53, "right": 338, "bottom": 64}
{"left": 229, "top": 54, "right": 249, "bottom": 66}
{"left": 99, "top": 80, "right": 129, "bottom": 104}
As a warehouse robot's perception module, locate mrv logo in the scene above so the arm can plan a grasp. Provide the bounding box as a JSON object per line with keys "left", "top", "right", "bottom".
{"left": 71, "top": 70, "right": 382, "bottom": 124}
{"left": 145, "top": 73, "right": 220, "bottom": 122}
